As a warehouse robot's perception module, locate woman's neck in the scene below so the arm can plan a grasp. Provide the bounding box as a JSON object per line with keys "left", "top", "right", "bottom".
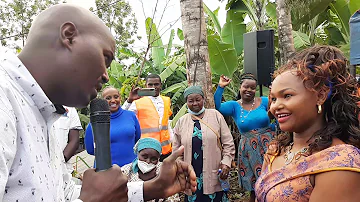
{"left": 292, "top": 117, "right": 325, "bottom": 150}
{"left": 241, "top": 97, "right": 255, "bottom": 104}
{"left": 138, "top": 170, "right": 156, "bottom": 181}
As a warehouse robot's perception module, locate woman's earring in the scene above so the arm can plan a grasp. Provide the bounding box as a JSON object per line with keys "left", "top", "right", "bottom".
{"left": 317, "top": 105, "right": 322, "bottom": 114}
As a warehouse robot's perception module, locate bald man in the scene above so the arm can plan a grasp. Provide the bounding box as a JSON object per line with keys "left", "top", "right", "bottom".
{"left": 0, "top": 4, "right": 196, "bottom": 202}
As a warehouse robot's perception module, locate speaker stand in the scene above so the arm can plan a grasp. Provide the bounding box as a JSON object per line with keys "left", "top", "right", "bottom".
{"left": 259, "top": 85, "right": 263, "bottom": 97}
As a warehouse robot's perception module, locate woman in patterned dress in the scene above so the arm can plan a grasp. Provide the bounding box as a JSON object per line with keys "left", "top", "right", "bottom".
{"left": 173, "top": 86, "right": 235, "bottom": 202}
{"left": 255, "top": 45, "right": 360, "bottom": 201}
{"left": 121, "top": 138, "right": 180, "bottom": 202}
{"left": 214, "top": 73, "right": 275, "bottom": 202}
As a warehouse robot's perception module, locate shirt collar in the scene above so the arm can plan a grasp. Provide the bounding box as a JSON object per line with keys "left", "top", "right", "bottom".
{"left": 1, "top": 50, "right": 64, "bottom": 117}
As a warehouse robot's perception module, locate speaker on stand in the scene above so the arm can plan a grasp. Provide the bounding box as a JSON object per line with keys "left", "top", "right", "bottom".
{"left": 243, "top": 30, "right": 275, "bottom": 96}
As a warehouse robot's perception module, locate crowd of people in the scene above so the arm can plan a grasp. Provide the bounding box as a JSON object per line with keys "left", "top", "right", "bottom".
{"left": 0, "top": 3, "right": 359, "bottom": 202}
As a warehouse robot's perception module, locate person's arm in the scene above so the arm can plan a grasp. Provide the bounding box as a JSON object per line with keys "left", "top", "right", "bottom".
{"left": 84, "top": 123, "right": 94, "bottom": 155}
{"left": 122, "top": 100, "right": 137, "bottom": 112}
{"left": 63, "top": 129, "right": 80, "bottom": 162}
{"left": 63, "top": 108, "right": 82, "bottom": 161}
{"left": 214, "top": 86, "right": 236, "bottom": 117}
{"left": 133, "top": 113, "right": 141, "bottom": 143}
{"left": 217, "top": 111, "right": 235, "bottom": 179}
{"left": 309, "top": 170, "right": 360, "bottom": 202}
{"left": 122, "top": 87, "right": 141, "bottom": 111}
{"left": 0, "top": 92, "right": 17, "bottom": 201}
{"left": 171, "top": 119, "right": 183, "bottom": 160}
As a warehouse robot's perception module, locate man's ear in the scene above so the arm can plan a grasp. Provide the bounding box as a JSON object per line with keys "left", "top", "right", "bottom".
{"left": 60, "top": 22, "right": 78, "bottom": 50}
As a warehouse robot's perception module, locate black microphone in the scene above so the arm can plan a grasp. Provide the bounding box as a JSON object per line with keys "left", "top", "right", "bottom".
{"left": 90, "top": 98, "right": 112, "bottom": 171}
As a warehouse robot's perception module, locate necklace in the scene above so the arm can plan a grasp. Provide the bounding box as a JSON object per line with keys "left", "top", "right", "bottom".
{"left": 239, "top": 99, "right": 255, "bottom": 123}
{"left": 284, "top": 142, "right": 309, "bottom": 165}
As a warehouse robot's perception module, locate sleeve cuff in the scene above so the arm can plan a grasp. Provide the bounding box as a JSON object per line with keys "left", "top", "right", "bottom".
{"left": 221, "top": 155, "right": 232, "bottom": 167}
{"left": 122, "top": 101, "right": 131, "bottom": 110}
{"left": 72, "top": 199, "right": 83, "bottom": 202}
{"left": 127, "top": 181, "right": 144, "bottom": 201}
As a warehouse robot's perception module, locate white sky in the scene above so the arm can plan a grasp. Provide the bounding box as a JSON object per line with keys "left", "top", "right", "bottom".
{"left": 67, "top": 0, "right": 227, "bottom": 51}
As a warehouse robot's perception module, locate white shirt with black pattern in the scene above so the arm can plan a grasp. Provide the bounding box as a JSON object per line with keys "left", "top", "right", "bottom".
{"left": 0, "top": 48, "right": 144, "bottom": 202}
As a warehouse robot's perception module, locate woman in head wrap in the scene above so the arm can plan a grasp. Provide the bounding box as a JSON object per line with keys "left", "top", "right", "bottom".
{"left": 121, "top": 137, "right": 180, "bottom": 202}
{"left": 173, "top": 86, "right": 235, "bottom": 202}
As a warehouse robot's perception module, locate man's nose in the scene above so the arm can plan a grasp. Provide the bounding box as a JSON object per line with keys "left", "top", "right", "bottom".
{"left": 102, "top": 71, "right": 109, "bottom": 84}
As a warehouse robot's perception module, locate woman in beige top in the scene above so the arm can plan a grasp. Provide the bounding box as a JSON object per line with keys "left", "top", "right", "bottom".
{"left": 173, "top": 86, "right": 235, "bottom": 202}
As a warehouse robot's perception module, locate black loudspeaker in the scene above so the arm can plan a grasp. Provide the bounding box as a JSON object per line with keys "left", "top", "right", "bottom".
{"left": 243, "top": 30, "right": 275, "bottom": 86}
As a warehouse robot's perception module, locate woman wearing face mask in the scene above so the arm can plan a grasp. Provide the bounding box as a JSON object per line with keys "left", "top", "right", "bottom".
{"left": 121, "top": 137, "right": 180, "bottom": 202}
{"left": 214, "top": 73, "right": 275, "bottom": 202}
{"left": 255, "top": 45, "right": 360, "bottom": 201}
{"left": 173, "top": 86, "right": 235, "bottom": 202}
{"left": 85, "top": 86, "right": 141, "bottom": 167}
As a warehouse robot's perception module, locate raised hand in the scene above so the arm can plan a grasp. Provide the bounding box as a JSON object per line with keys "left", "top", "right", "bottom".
{"left": 219, "top": 75, "right": 231, "bottom": 88}
{"left": 127, "top": 87, "right": 142, "bottom": 103}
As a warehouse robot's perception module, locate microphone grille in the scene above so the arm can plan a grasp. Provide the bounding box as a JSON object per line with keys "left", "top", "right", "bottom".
{"left": 90, "top": 98, "right": 109, "bottom": 113}
{"left": 89, "top": 98, "right": 110, "bottom": 123}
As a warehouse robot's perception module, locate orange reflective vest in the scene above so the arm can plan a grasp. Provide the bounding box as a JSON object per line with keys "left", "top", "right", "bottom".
{"left": 135, "top": 96, "right": 172, "bottom": 155}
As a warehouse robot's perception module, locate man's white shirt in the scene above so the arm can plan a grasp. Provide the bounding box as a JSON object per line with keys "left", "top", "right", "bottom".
{"left": 53, "top": 107, "right": 82, "bottom": 173}
{"left": 0, "top": 49, "right": 144, "bottom": 201}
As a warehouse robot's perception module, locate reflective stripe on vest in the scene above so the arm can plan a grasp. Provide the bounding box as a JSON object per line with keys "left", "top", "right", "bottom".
{"left": 141, "top": 125, "right": 168, "bottom": 134}
{"left": 161, "top": 139, "right": 171, "bottom": 146}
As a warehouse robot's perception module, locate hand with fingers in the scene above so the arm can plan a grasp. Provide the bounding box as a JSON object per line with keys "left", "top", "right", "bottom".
{"left": 127, "top": 87, "right": 142, "bottom": 103}
{"left": 79, "top": 165, "right": 128, "bottom": 202}
{"left": 143, "top": 146, "right": 197, "bottom": 201}
{"left": 218, "top": 164, "right": 230, "bottom": 180}
{"left": 219, "top": 75, "right": 232, "bottom": 88}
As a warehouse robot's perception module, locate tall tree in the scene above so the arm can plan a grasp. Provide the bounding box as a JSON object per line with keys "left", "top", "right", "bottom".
{"left": 179, "top": 0, "right": 214, "bottom": 108}
{"left": 90, "top": 0, "right": 137, "bottom": 48}
{"left": 0, "top": 0, "right": 62, "bottom": 49}
{"left": 276, "top": 0, "right": 295, "bottom": 65}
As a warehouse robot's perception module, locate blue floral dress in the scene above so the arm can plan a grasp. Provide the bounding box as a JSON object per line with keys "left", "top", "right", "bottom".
{"left": 185, "top": 120, "right": 228, "bottom": 202}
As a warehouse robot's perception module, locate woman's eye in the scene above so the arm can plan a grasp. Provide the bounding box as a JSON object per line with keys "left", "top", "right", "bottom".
{"left": 285, "top": 94, "right": 292, "bottom": 98}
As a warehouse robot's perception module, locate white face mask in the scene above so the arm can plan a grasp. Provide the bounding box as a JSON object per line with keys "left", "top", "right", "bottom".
{"left": 137, "top": 160, "right": 156, "bottom": 174}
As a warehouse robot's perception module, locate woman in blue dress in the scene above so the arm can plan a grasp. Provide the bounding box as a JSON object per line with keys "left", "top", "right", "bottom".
{"left": 214, "top": 73, "right": 275, "bottom": 202}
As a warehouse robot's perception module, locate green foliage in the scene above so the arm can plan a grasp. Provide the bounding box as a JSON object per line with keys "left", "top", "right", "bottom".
{"left": 90, "top": 0, "right": 137, "bottom": 48}
{"left": 292, "top": 30, "right": 311, "bottom": 50}
{"left": 289, "top": 0, "right": 334, "bottom": 29}
{"left": 145, "top": 17, "right": 165, "bottom": 72}
{"left": 221, "top": 9, "right": 246, "bottom": 56}
{"left": 208, "top": 35, "right": 238, "bottom": 77}
{"left": 328, "top": 0, "right": 351, "bottom": 39}
{"left": 177, "top": 28, "right": 184, "bottom": 41}
{"left": 203, "top": 4, "right": 222, "bottom": 35}
{"left": 165, "top": 29, "right": 175, "bottom": 57}
{"left": 0, "top": 0, "right": 62, "bottom": 48}
{"left": 350, "top": 0, "right": 360, "bottom": 15}
{"left": 171, "top": 103, "right": 187, "bottom": 128}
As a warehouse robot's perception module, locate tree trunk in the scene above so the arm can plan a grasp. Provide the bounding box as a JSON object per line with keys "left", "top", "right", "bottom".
{"left": 179, "top": 0, "right": 214, "bottom": 108}
{"left": 276, "top": 0, "right": 296, "bottom": 66}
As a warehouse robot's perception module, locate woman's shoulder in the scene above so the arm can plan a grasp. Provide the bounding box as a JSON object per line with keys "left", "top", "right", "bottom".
{"left": 310, "top": 144, "right": 360, "bottom": 171}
